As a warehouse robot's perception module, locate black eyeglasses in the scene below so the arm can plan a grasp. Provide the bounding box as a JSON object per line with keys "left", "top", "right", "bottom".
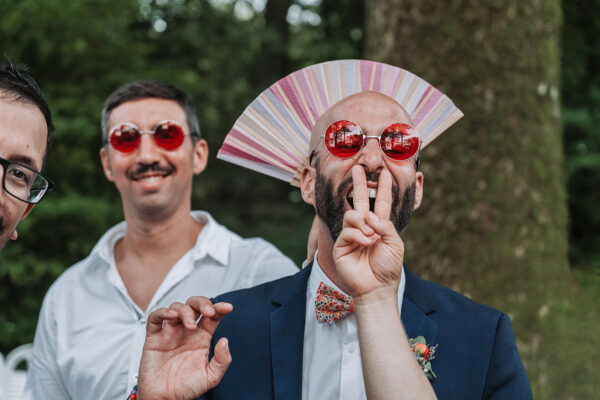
{"left": 0, "top": 157, "right": 54, "bottom": 204}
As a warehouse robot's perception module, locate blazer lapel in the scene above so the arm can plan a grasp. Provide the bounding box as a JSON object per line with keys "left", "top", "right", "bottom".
{"left": 401, "top": 267, "right": 438, "bottom": 349}
{"left": 269, "top": 265, "right": 312, "bottom": 400}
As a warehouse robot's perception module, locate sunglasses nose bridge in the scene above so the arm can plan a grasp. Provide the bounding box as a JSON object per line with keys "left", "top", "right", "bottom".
{"left": 136, "top": 132, "right": 162, "bottom": 162}
{"left": 357, "top": 136, "right": 385, "bottom": 170}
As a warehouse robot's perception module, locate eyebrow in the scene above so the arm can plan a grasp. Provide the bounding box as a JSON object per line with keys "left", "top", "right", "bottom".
{"left": 6, "top": 154, "right": 40, "bottom": 171}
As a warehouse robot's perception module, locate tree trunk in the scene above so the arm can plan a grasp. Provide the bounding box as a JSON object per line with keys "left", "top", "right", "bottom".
{"left": 259, "top": 0, "right": 292, "bottom": 87}
{"left": 366, "top": 0, "right": 597, "bottom": 398}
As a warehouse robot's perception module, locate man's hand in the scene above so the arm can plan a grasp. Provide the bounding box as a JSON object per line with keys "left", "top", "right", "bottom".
{"left": 333, "top": 165, "right": 404, "bottom": 304}
{"left": 137, "top": 297, "right": 233, "bottom": 400}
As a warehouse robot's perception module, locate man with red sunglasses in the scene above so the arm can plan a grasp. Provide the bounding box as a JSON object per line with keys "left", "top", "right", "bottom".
{"left": 0, "top": 59, "right": 54, "bottom": 252}
{"left": 24, "top": 80, "right": 297, "bottom": 399}
{"left": 135, "top": 90, "right": 532, "bottom": 398}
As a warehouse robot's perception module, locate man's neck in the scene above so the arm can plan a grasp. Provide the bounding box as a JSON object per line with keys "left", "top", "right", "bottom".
{"left": 113, "top": 205, "right": 204, "bottom": 311}
{"left": 315, "top": 229, "right": 352, "bottom": 294}
{"left": 120, "top": 206, "right": 202, "bottom": 255}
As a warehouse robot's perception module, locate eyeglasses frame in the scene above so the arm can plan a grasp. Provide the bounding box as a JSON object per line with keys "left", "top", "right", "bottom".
{"left": 0, "top": 156, "right": 54, "bottom": 204}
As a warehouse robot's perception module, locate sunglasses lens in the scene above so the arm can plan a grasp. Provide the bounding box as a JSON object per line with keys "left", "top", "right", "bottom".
{"left": 324, "top": 120, "right": 364, "bottom": 158}
{"left": 380, "top": 123, "right": 419, "bottom": 160}
{"left": 110, "top": 125, "right": 140, "bottom": 152}
{"left": 154, "top": 122, "right": 184, "bottom": 150}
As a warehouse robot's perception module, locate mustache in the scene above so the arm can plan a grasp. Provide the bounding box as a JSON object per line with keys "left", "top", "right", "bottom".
{"left": 337, "top": 170, "right": 388, "bottom": 195}
{"left": 127, "top": 163, "right": 175, "bottom": 180}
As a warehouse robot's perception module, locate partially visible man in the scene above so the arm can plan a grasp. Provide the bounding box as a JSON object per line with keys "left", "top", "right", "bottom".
{"left": 24, "top": 80, "right": 297, "bottom": 399}
{"left": 0, "top": 60, "right": 54, "bottom": 251}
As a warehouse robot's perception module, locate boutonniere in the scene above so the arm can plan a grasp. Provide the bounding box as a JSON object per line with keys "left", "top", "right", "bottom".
{"left": 409, "top": 336, "right": 437, "bottom": 380}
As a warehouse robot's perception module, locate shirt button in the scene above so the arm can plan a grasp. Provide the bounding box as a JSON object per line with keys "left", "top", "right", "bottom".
{"left": 348, "top": 343, "right": 357, "bottom": 353}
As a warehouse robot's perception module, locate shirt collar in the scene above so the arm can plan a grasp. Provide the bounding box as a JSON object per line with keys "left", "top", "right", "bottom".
{"left": 188, "top": 211, "right": 230, "bottom": 266}
{"left": 91, "top": 210, "right": 231, "bottom": 267}
{"left": 308, "top": 250, "right": 345, "bottom": 301}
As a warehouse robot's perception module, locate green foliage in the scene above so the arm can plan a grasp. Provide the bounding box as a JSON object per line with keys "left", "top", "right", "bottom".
{"left": 562, "top": 0, "right": 600, "bottom": 273}
{"left": 0, "top": 0, "right": 363, "bottom": 353}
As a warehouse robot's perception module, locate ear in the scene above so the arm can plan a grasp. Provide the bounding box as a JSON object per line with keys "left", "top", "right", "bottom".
{"left": 192, "top": 139, "right": 209, "bottom": 175}
{"left": 11, "top": 203, "right": 35, "bottom": 240}
{"left": 413, "top": 171, "right": 424, "bottom": 210}
{"left": 300, "top": 165, "right": 317, "bottom": 207}
{"left": 99, "top": 147, "right": 114, "bottom": 182}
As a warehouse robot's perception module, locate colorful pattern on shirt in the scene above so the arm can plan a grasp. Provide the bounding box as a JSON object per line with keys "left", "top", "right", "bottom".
{"left": 315, "top": 282, "right": 354, "bottom": 323}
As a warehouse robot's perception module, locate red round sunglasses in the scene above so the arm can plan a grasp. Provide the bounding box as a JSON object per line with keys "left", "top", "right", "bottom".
{"left": 321, "top": 120, "right": 420, "bottom": 161}
{"left": 108, "top": 120, "right": 186, "bottom": 152}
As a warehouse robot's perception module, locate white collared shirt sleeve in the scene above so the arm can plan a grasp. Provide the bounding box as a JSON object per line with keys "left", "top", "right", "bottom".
{"left": 23, "top": 286, "right": 70, "bottom": 399}
{"left": 245, "top": 237, "right": 299, "bottom": 287}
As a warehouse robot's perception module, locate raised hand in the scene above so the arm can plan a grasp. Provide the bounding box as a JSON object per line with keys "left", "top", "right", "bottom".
{"left": 333, "top": 165, "right": 405, "bottom": 303}
{"left": 137, "top": 297, "right": 233, "bottom": 400}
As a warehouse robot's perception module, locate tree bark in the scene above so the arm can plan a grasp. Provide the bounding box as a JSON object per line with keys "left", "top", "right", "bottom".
{"left": 366, "top": 1, "right": 596, "bottom": 398}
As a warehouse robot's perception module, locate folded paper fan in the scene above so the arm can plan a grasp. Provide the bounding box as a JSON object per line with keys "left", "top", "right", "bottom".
{"left": 217, "top": 59, "right": 463, "bottom": 187}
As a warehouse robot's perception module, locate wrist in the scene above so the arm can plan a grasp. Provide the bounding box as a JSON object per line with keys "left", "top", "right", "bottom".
{"left": 353, "top": 288, "right": 399, "bottom": 315}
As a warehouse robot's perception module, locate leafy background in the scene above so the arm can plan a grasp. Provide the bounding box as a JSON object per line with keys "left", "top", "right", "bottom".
{"left": 0, "top": 0, "right": 598, "bottom": 397}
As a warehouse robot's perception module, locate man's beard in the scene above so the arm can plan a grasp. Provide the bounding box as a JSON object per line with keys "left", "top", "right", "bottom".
{"left": 315, "top": 169, "right": 416, "bottom": 242}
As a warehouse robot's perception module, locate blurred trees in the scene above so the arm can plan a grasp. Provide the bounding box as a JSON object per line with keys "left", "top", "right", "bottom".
{"left": 366, "top": 0, "right": 598, "bottom": 397}
{"left": 0, "top": 0, "right": 363, "bottom": 353}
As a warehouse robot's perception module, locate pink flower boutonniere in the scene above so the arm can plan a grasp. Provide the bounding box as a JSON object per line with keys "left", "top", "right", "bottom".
{"left": 409, "top": 336, "right": 437, "bottom": 380}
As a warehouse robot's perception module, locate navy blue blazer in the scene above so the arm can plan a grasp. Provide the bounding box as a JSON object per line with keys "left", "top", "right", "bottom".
{"left": 201, "top": 265, "right": 532, "bottom": 400}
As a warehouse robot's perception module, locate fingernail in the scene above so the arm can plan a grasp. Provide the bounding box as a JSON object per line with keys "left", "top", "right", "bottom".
{"left": 188, "top": 319, "right": 196, "bottom": 325}
{"left": 369, "top": 212, "right": 379, "bottom": 221}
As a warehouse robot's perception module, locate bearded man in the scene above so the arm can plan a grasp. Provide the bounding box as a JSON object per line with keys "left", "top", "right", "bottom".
{"left": 134, "top": 61, "right": 532, "bottom": 400}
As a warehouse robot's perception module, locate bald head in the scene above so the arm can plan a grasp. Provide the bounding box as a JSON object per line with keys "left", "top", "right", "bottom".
{"left": 309, "top": 91, "right": 415, "bottom": 163}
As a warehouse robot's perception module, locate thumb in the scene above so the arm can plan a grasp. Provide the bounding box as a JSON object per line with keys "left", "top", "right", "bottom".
{"left": 207, "top": 337, "right": 232, "bottom": 385}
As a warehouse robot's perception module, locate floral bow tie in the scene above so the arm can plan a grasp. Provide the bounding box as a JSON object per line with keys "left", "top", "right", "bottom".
{"left": 315, "top": 282, "right": 354, "bottom": 324}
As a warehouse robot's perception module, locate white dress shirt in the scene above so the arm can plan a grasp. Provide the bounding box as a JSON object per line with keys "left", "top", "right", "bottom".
{"left": 302, "top": 252, "right": 405, "bottom": 400}
{"left": 23, "top": 211, "right": 298, "bottom": 400}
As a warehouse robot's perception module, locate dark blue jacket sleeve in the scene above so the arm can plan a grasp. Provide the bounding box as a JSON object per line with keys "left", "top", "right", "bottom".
{"left": 483, "top": 314, "right": 533, "bottom": 399}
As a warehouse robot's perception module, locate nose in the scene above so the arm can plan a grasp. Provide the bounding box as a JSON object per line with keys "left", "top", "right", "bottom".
{"left": 136, "top": 134, "right": 161, "bottom": 164}
{"left": 357, "top": 137, "right": 384, "bottom": 176}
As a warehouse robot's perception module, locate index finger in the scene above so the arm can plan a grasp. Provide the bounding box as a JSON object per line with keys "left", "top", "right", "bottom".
{"left": 186, "top": 296, "right": 217, "bottom": 317}
{"left": 373, "top": 169, "right": 392, "bottom": 219}
{"left": 351, "top": 165, "right": 369, "bottom": 213}
{"left": 197, "top": 302, "right": 234, "bottom": 337}
{"left": 147, "top": 308, "right": 178, "bottom": 335}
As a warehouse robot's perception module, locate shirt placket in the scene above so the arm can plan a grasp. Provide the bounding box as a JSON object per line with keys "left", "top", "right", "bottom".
{"left": 123, "top": 251, "right": 198, "bottom": 395}
{"left": 339, "top": 316, "right": 363, "bottom": 400}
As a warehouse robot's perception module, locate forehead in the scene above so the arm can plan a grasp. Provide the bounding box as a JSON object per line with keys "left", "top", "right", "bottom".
{"left": 108, "top": 97, "right": 188, "bottom": 130}
{"left": 0, "top": 97, "right": 47, "bottom": 170}
{"left": 329, "top": 92, "right": 411, "bottom": 125}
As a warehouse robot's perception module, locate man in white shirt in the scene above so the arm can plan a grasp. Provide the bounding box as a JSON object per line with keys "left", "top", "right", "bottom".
{"left": 24, "top": 80, "right": 298, "bottom": 400}
{"left": 0, "top": 60, "right": 54, "bottom": 251}
{"left": 135, "top": 90, "right": 532, "bottom": 399}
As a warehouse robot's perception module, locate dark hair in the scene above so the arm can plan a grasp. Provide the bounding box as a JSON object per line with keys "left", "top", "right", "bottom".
{"left": 0, "top": 58, "right": 54, "bottom": 166}
{"left": 101, "top": 80, "right": 200, "bottom": 144}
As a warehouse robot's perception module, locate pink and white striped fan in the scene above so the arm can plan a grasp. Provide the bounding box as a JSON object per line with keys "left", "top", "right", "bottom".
{"left": 217, "top": 59, "right": 463, "bottom": 187}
